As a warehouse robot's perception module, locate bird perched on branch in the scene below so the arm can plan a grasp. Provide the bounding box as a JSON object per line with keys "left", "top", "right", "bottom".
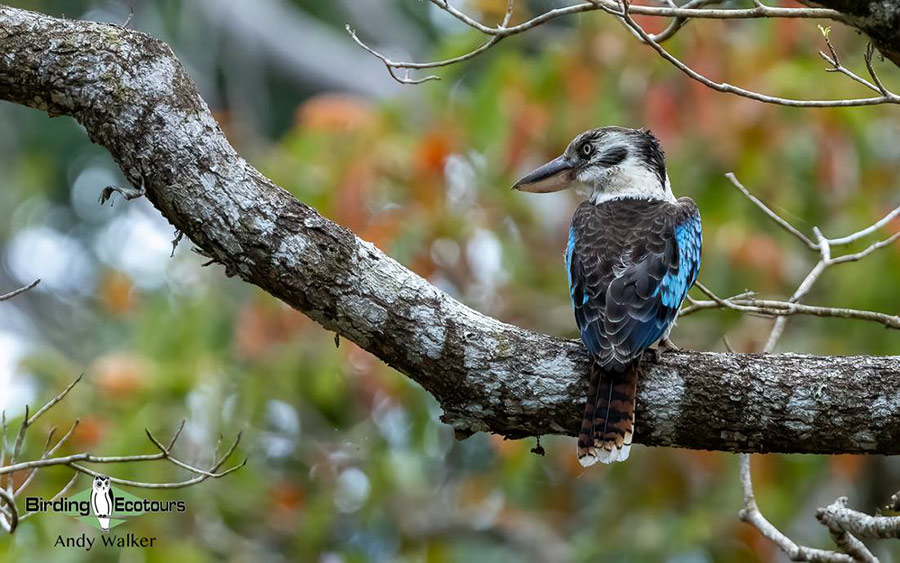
{"left": 513, "top": 127, "right": 701, "bottom": 466}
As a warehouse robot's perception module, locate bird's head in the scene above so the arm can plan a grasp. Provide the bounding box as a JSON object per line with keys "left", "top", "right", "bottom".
{"left": 512, "top": 126, "right": 674, "bottom": 203}
{"left": 92, "top": 475, "right": 111, "bottom": 492}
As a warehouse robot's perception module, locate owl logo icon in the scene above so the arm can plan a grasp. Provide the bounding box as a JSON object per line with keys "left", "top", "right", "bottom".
{"left": 90, "top": 475, "right": 114, "bottom": 532}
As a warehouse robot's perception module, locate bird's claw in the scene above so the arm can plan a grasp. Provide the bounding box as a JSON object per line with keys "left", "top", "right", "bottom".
{"left": 657, "top": 337, "right": 680, "bottom": 353}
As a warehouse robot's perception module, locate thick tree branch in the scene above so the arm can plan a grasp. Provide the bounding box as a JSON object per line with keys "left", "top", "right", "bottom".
{"left": 2, "top": 5, "right": 899, "bottom": 455}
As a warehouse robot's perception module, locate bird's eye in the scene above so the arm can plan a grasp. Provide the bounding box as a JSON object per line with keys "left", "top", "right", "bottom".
{"left": 579, "top": 143, "right": 593, "bottom": 158}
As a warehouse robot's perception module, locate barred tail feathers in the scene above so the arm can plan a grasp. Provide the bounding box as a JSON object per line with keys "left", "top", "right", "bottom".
{"left": 577, "top": 361, "right": 638, "bottom": 466}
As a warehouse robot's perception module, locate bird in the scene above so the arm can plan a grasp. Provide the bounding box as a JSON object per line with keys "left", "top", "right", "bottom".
{"left": 91, "top": 474, "right": 114, "bottom": 532}
{"left": 513, "top": 126, "right": 701, "bottom": 466}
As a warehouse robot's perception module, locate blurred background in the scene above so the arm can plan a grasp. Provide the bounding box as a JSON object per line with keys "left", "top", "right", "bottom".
{"left": 1, "top": 0, "right": 899, "bottom": 561}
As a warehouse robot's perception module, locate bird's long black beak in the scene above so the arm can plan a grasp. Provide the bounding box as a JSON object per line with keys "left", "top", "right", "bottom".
{"left": 512, "top": 155, "right": 576, "bottom": 193}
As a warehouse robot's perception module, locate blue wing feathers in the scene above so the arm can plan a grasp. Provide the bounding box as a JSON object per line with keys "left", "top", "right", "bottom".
{"left": 661, "top": 215, "right": 702, "bottom": 308}
{"left": 568, "top": 199, "right": 701, "bottom": 371}
{"left": 565, "top": 226, "right": 576, "bottom": 306}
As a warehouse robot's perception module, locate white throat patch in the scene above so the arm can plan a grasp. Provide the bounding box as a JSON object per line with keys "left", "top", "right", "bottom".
{"left": 575, "top": 158, "right": 675, "bottom": 204}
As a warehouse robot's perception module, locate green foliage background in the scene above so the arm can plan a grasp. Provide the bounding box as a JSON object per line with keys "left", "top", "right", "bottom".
{"left": 0, "top": 0, "right": 898, "bottom": 561}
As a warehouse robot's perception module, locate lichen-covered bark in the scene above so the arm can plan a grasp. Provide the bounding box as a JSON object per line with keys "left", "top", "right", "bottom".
{"left": 802, "top": 1, "right": 900, "bottom": 67}
{"left": 1, "top": 5, "right": 899, "bottom": 455}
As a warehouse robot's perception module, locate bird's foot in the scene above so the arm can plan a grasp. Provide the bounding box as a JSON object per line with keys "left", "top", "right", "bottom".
{"left": 657, "top": 337, "right": 680, "bottom": 353}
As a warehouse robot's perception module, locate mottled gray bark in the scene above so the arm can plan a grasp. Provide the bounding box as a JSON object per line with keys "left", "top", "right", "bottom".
{"left": 1, "top": 5, "right": 898, "bottom": 455}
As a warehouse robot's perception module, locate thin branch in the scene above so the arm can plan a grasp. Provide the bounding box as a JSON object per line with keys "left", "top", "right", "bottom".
{"left": 351, "top": 0, "right": 852, "bottom": 87}
{"left": 6, "top": 374, "right": 82, "bottom": 471}
{"left": 0, "top": 488, "right": 17, "bottom": 534}
{"left": 0, "top": 279, "right": 40, "bottom": 301}
{"left": 817, "top": 503, "right": 879, "bottom": 562}
{"left": 11, "top": 426, "right": 58, "bottom": 499}
{"left": 8, "top": 405, "right": 28, "bottom": 469}
{"left": 678, "top": 287, "right": 755, "bottom": 316}
{"left": 829, "top": 230, "right": 900, "bottom": 264}
{"left": 630, "top": 0, "right": 723, "bottom": 43}
{"left": 827, "top": 205, "right": 900, "bottom": 246}
{"left": 346, "top": 0, "right": 514, "bottom": 84}
{"left": 763, "top": 259, "right": 822, "bottom": 353}
{"left": 71, "top": 427, "right": 246, "bottom": 489}
{"left": 18, "top": 473, "right": 77, "bottom": 522}
{"left": 692, "top": 297, "right": 900, "bottom": 329}
{"left": 738, "top": 454, "right": 853, "bottom": 562}
{"left": 865, "top": 42, "right": 890, "bottom": 96}
{"left": 617, "top": 0, "right": 900, "bottom": 108}
{"left": 725, "top": 174, "right": 818, "bottom": 250}
{"left": 144, "top": 425, "right": 246, "bottom": 479}
{"left": 26, "top": 373, "right": 82, "bottom": 427}
{"left": 431, "top": 0, "right": 846, "bottom": 37}
{"left": 1, "top": 376, "right": 245, "bottom": 534}
{"left": 818, "top": 28, "right": 885, "bottom": 95}
{"left": 0, "top": 428, "right": 245, "bottom": 485}
{"left": 817, "top": 497, "right": 900, "bottom": 541}
{"left": 12, "top": 419, "right": 80, "bottom": 500}
{"left": 703, "top": 173, "right": 900, "bottom": 351}
{"left": 725, "top": 171, "right": 899, "bottom": 559}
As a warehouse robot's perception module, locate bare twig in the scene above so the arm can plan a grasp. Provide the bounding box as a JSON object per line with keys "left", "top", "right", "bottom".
{"left": 684, "top": 174, "right": 900, "bottom": 350}
{"left": 818, "top": 498, "right": 900, "bottom": 541}
{"left": 683, "top": 192, "right": 900, "bottom": 335}
{"left": 864, "top": 42, "right": 890, "bottom": 96}
{"left": 69, "top": 434, "right": 247, "bottom": 490}
{"left": 0, "top": 377, "right": 245, "bottom": 534}
{"left": 18, "top": 473, "right": 77, "bottom": 522}
{"left": 816, "top": 498, "right": 879, "bottom": 562}
{"left": 617, "top": 0, "right": 900, "bottom": 108}
{"left": 26, "top": 373, "right": 82, "bottom": 428}
{"left": 1, "top": 428, "right": 246, "bottom": 486}
{"left": 431, "top": 0, "right": 845, "bottom": 37}
{"left": 12, "top": 425, "right": 59, "bottom": 499}
{"left": 0, "top": 488, "right": 17, "bottom": 534}
{"left": 682, "top": 294, "right": 900, "bottom": 329}
{"left": 739, "top": 454, "right": 853, "bottom": 562}
{"left": 7, "top": 374, "right": 83, "bottom": 482}
{"left": 762, "top": 229, "right": 827, "bottom": 353}
{"left": 353, "top": 0, "right": 892, "bottom": 106}
{"left": 818, "top": 27, "right": 885, "bottom": 95}
{"left": 725, "top": 175, "right": 900, "bottom": 258}
{"left": 0, "top": 279, "right": 40, "bottom": 301}
{"left": 631, "top": 0, "right": 723, "bottom": 43}
{"left": 724, "top": 174, "right": 818, "bottom": 250}
{"left": 346, "top": 0, "right": 514, "bottom": 84}
{"left": 678, "top": 289, "right": 753, "bottom": 316}
{"left": 826, "top": 202, "right": 900, "bottom": 244}
{"left": 829, "top": 230, "right": 900, "bottom": 264}
{"left": 721, "top": 171, "right": 900, "bottom": 558}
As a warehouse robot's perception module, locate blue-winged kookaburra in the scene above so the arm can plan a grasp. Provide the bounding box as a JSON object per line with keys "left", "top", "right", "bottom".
{"left": 513, "top": 127, "right": 702, "bottom": 466}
